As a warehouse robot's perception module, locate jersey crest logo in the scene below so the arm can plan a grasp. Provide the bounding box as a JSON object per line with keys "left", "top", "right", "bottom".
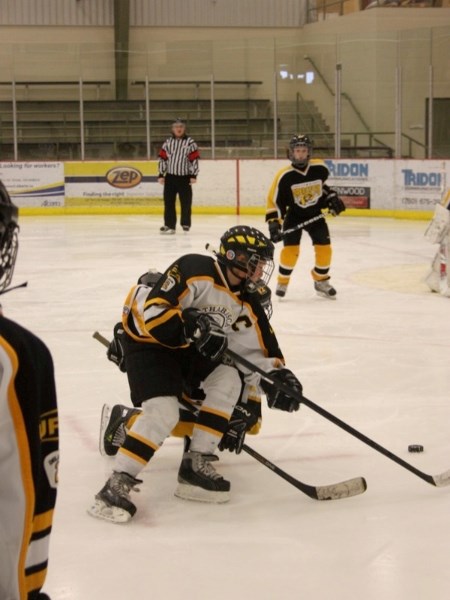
{"left": 291, "top": 180, "right": 322, "bottom": 208}
{"left": 201, "top": 305, "right": 233, "bottom": 329}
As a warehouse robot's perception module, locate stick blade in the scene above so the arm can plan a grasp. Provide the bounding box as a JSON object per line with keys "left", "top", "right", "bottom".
{"left": 316, "top": 477, "right": 367, "bottom": 500}
{"left": 432, "top": 469, "right": 450, "bottom": 487}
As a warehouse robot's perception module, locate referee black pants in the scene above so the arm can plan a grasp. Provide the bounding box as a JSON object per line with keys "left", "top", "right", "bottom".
{"left": 163, "top": 174, "right": 193, "bottom": 229}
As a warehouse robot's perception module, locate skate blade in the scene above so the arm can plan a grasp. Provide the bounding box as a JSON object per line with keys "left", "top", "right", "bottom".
{"left": 174, "top": 483, "right": 230, "bottom": 504}
{"left": 99, "top": 404, "right": 112, "bottom": 457}
{"left": 87, "top": 499, "right": 132, "bottom": 524}
{"left": 315, "top": 290, "right": 337, "bottom": 300}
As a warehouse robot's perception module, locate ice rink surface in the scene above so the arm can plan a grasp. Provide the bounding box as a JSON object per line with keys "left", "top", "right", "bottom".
{"left": 6, "top": 213, "right": 450, "bottom": 600}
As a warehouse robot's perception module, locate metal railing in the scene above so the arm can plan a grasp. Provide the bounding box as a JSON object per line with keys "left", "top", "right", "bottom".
{"left": 0, "top": 77, "right": 435, "bottom": 160}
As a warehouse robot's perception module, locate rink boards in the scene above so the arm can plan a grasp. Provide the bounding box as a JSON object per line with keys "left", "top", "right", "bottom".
{"left": 0, "top": 158, "right": 448, "bottom": 218}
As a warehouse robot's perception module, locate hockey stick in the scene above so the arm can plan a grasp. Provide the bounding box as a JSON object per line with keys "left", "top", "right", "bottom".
{"left": 241, "top": 444, "right": 366, "bottom": 500}
{"left": 92, "top": 331, "right": 365, "bottom": 500}
{"left": 282, "top": 213, "right": 326, "bottom": 237}
{"left": 226, "top": 349, "right": 450, "bottom": 489}
{"left": 93, "top": 330, "right": 110, "bottom": 348}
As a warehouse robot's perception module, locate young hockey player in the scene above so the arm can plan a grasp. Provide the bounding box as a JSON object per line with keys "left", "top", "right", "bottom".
{"left": 265, "top": 135, "right": 346, "bottom": 299}
{"left": 0, "top": 180, "right": 58, "bottom": 600}
{"left": 99, "top": 274, "right": 272, "bottom": 457}
{"left": 88, "top": 225, "right": 303, "bottom": 523}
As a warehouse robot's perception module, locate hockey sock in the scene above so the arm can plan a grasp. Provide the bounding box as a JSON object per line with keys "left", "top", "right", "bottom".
{"left": 115, "top": 395, "right": 179, "bottom": 476}
{"left": 278, "top": 245, "right": 300, "bottom": 285}
{"left": 190, "top": 365, "right": 241, "bottom": 454}
{"left": 311, "top": 244, "right": 332, "bottom": 281}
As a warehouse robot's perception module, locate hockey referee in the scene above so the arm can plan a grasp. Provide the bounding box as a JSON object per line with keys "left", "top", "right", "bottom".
{"left": 158, "top": 118, "right": 200, "bottom": 234}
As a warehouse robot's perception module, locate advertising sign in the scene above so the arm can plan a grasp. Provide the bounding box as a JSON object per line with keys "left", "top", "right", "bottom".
{"left": 64, "top": 161, "right": 161, "bottom": 207}
{"left": 0, "top": 162, "right": 64, "bottom": 207}
{"left": 394, "top": 161, "right": 446, "bottom": 211}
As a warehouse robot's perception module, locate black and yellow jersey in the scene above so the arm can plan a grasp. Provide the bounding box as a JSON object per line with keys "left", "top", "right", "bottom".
{"left": 122, "top": 253, "right": 284, "bottom": 373}
{"left": 0, "top": 317, "right": 58, "bottom": 600}
{"left": 266, "top": 159, "right": 330, "bottom": 223}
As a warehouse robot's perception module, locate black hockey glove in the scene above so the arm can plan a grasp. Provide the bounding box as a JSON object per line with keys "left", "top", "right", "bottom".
{"left": 268, "top": 220, "right": 283, "bottom": 243}
{"left": 261, "top": 368, "right": 303, "bottom": 412}
{"left": 326, "top": 191, "right": 346, "bottom": 216}
{"left": 182, "top": 308, "right": 228, "bottom": 362}
{"left": 107, "top": 323, "right": 126, "bottom": 372}
{"left": 218, "top": 402, "right": 260, "bottom": 454}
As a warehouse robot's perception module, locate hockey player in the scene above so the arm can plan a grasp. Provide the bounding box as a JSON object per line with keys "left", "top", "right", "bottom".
{"left": 88, "top": 225, "right": 303, "bottom": 523}
{"left": 100, "top": 272, "right": 272, "bottom": 457}
{"left": 266, "top": 135, "right": 346, "bottom": 299}
{"left": 0, "top": 180, "right": 58, "bottom": 600}
{"left": 425, "top": 189, "right": 450, "bottom": 297}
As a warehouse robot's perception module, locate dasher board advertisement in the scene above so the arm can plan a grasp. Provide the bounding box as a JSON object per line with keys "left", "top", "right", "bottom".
{"left": 64, "top": 161, "right": 161, "bottom": 206}
{"left": 0, "top": 162, "right": 64, "bottom": 207}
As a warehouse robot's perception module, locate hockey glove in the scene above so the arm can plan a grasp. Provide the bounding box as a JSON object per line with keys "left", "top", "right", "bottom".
{"left": 268, "top": 220, "right": 283, "bottom": 243}
{"left": 107, "top": 323, "right": 127, "bottom": 372}
{"left": 326, "top": 191, "right": 346, "bottom": 216}
{"left": 182, "top": 308, "right": 228, "bottom": 362}
{"left": 261, "top": 368, "right": 303, "bottom": 412}
{"left": 219, "top": 402, "right": 260, "bottom": 454}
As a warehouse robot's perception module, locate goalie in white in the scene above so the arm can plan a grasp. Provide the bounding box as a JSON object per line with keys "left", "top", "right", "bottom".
{"left": 424, "top": 189, "right": 450, "bottom": 297}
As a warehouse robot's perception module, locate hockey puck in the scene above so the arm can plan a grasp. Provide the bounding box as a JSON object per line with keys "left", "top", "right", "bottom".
{"left": 408, "top": 444, "right": 424, "bottom": 453}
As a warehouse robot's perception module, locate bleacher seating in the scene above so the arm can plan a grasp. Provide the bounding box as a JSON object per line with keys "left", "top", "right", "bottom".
{"left": 0, "top": 98, "right": 280, "bottom": 159}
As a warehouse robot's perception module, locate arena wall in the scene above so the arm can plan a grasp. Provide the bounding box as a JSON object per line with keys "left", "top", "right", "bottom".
{"left": 0, "top": 159, "right": 448, "bottom": 219}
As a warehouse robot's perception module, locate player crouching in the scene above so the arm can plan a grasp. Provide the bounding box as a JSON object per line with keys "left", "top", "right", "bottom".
{"left": 266, "top": 135, "right": 345, "bottom": 299}
{"left": 88, "top": 226, "right": 303, "bottom": 523}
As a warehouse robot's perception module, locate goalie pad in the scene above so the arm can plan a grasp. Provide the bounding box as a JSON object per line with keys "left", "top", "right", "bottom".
{"left": 425, "top": 241, "right": 450, "bottom": 297}
{"left": 424, "top": 203, "right": 450, "bottom": 244}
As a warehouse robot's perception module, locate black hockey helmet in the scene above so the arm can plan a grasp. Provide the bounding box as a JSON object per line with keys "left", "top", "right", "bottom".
{"left": 218, "top": 225, "right": 274, "bottom": 290}
{"left": 289, "top": 134, "right": 313, "bottom": 169}
{"left": 0, "top": 180, "right": 19, "bottom": 292}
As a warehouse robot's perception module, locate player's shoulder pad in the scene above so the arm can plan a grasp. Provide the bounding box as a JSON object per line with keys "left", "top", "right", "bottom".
{"left": 309, "top": 159, "right": 330, "bottom": 179}
{"left": 310, "top": 158, "right": 328, "bottom": 170}
{"left": 174, "top": 253, "right": 217, "bottom": 278}
{"left": 274, "top": 165, "right": 293, "bottom": 180}
{"left": 0, "top": 316, "right": 53, "bottom": 363}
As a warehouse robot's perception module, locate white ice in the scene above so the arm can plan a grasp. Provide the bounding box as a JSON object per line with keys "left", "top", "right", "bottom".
{"left": 6, "top": 214, "right": 450, "bottom": 600}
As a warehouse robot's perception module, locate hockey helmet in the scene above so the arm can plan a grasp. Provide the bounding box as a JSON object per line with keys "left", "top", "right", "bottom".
{"left": 218, "top": 225, "right": 274, "bottom": 289}
{"left": 289, "top": 134, "right": 313, "bottom": 169}
{"left": 0, "top": 180, "right": 19, "bottom": 292}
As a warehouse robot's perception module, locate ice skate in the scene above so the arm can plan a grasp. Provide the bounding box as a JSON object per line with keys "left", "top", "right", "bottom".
{"left": 175, "top": 450, "right": 230, "bottom": 503}
{"left": 160, "top": 226, "right": 175, "bottom": 235}
{"left": 99, "top": 403, "right": 141, "bottom": 456}
{"left": 314, "top": 279, "right": 337, "bottom": 299}
{"left": 88, "top": 472, "right": 142, "bottom": 523}
{"left": 182, "top": 226, "right": 190, "bottom": 232}
{"left": 275, "top": 283, "right": 288, "bottom": 298}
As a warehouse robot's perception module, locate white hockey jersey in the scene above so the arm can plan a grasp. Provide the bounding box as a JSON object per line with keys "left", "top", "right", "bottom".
{"left": 122, "top": 254, "right": 284, "bottom": 374}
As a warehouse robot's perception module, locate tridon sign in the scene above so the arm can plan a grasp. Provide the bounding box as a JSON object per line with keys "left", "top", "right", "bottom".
{"left": 325, "top": 160, "right": 369, "bottom": 179}
{"left": 401, "top": 169, "right": 442, "bottom": 189}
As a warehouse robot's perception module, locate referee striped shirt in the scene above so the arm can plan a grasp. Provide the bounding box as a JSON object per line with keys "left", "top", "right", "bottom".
{"left": 158, "top": 135, "right": 200, "bottom": 178}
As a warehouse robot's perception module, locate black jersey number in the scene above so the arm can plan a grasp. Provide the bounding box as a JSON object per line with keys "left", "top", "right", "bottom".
{"left": 232, "top": 316, "right": 252, "bottom": 332}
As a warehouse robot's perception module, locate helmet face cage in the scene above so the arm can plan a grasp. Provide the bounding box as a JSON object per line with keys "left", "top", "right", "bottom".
{"left": 219, "top": 226, "right": 275, "bottom": 290}
{"left": 246, "top": 253, "right": 274, "bottom": 290}
{"left": 0, "top": 182, "right": 19, "bottom": 292}
{"left": 289, "top": 135, "right": 313, "bottom": 169}
{"left": 0, "top": 220, "right": 19, "bottom": 291}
